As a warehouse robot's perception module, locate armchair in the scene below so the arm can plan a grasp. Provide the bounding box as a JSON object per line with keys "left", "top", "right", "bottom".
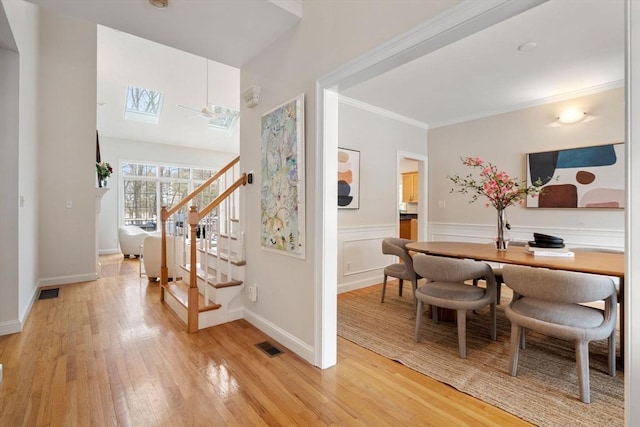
{"left": 118, "top": 225, "right": 150, "bottom": 258}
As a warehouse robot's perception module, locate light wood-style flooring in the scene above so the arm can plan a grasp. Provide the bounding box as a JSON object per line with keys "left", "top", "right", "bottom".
{"left": 0, "top": 255, "right": 531, "bottom": 426}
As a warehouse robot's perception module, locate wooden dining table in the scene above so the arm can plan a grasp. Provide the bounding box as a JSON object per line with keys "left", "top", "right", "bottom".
{"left": 406, "top": 241, "right": 626, "bottom": 366}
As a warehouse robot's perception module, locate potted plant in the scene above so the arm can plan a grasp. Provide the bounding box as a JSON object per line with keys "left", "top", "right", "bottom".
{"left": 96, "top": 161, "right": 113, "bottom": 187}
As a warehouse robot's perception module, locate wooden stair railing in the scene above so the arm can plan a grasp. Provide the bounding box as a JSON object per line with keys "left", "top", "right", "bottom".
{"left": 158, "top": 155, "right": 247, "bottom": 333}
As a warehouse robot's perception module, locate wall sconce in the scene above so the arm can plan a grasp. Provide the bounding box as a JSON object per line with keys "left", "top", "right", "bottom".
{"left": 242, "top": 85, "right": 261, "bottom": 108}
{"left": 557, "top": 109, "right": 588, "bottom": 125}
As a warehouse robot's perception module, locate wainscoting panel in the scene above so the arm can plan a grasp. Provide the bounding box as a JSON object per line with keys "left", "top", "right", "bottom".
{"left": 338, "top": 225, "right": 397, "bottom": 293}
{"left": 428, "top": 222, "right": 624, "bottom": 251}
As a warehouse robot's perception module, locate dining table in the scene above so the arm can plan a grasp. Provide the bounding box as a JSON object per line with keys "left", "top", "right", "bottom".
{"left": 406, "top": 241, "right": 626, "bottom": 367}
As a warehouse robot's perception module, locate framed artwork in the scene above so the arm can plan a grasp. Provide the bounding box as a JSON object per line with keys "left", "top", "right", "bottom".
{"left": 526, "top": 142, "right": 624, "bottom": 209}
{"left": 337, "top": 147, "right": 360, "bottom": 209}
{"left": 260, "top": 94, "right": 305, "bottom": 258}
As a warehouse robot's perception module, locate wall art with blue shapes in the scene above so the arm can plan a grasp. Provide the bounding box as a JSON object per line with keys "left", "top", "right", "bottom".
{"left": 527, "top": 142, "right": 624, "bottom": 209}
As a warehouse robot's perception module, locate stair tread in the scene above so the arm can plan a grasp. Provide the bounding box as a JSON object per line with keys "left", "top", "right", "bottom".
{"left": 182, "top": 264, "right": 244, "bottom": 288}
{"left": 196, "top": 247, "right": 246, "bottom": 266}
{"left": 163, "top": 281, "right": 222, "bottom": 312}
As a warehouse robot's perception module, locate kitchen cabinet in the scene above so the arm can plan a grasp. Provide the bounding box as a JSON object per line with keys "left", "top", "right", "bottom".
{"left": 399, "top": 218, "right": 418, "bottom": 240}
{"left": 402, "top": 172, "right": 419, "bottom": 203}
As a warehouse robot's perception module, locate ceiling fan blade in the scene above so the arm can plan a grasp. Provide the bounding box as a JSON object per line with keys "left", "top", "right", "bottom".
{"left": 176, "top": 104, "right": 202, "bottom": 113}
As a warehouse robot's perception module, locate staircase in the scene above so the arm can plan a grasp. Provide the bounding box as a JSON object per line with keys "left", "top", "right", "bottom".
{"left": 158, "top": 156, "right": 247, "bottom": 332}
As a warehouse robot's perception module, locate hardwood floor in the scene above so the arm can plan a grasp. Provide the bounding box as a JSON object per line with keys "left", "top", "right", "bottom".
{"left": 0, "top": 255, "right": 530, "bottom": 426}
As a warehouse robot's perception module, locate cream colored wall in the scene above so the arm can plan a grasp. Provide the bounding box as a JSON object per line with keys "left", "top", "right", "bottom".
{"left": 37, "top": 8, "right": 98, "bottom": 285}
{"left": 1, "top": 0, "right": 40, "bottom": 334}
{"left": 428, "top": 87, "right": 625, "bottom": 239}
{"left": 241, "top": 0, "right": 459, "bottom": 363}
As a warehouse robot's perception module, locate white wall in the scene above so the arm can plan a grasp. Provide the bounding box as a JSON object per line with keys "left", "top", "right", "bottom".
{"left": 37, "top": 8, "right": 98, "bottom": 286}
{"left": 336, "top": 100, "right": 427, "bottom": 292}
{"left": 241, "top": 0, "right": 457, "bottom": 364}
{"left": 1, "top": 0, "right": 40, "bottom": 334}
{"left": 428, "top": 87, "right": 625, "bottom": 247}
{"left": 97, "top": 135, "right": 237, "bottom": 253}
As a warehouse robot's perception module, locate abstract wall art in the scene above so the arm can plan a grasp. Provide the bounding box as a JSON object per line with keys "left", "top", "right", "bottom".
{"left": 337, "top": 148, "right": 360, "bottom": 209}
{"left": 260, "top": 94, "right": 305, "bottom": 258}
{"left": 526, "top": 142, "right": 624, "bottom": 209}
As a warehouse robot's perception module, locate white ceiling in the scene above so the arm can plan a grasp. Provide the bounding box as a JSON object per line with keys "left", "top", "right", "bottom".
{"left": 97, "top": 26, "right": 241, "bottom": 152}
{"left": 343, "top": 0, "right": 625, "bottom": 128}
{"left": 25, "top": 0, "right": 624, "bottom": 151}
{"left": 27, "top": 0, "right": 302, "bottom": 153}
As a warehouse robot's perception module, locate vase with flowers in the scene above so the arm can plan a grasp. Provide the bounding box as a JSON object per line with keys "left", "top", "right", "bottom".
{"left": 96, "top": 161, "right": 113, "bottom": 188}
{"left": 448, "top": 157, "right": 545, "bottom": 250}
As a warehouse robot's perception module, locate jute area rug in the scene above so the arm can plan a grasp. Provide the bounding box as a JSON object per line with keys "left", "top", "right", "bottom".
{"left": 337, "top": 284, "right": 623, "bottom": 427}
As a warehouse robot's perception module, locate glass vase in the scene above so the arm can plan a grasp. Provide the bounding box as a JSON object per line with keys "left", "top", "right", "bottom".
{"left": 99, "top": 178, "right": 108, "bottom": 188}
{"left": 495, "top": 208, "right": 508, "bottom": 251}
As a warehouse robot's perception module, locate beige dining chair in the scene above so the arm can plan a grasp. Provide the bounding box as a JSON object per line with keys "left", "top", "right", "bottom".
{"left": 381, "top": 237, "right": 419, "bottom": 304}
{"left": 502, "top": 265, "right": 617, "bottom": 404}
{"left": 412, "top": 253, "right": 497, "bottom": 358}
{"left": 473, "top": 240, "right": 527, "bottom": 304}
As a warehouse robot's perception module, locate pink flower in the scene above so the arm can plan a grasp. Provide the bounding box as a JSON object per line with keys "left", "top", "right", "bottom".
{"left": 448, "top": 156, "right": 545, "bottom": 210}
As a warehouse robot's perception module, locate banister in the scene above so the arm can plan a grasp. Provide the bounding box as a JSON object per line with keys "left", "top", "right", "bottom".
{"left": 162, "top": 156, "right": 240, "bottom": 220}
{"left": 197, "top": 173, "right": 247, "bottom": 220}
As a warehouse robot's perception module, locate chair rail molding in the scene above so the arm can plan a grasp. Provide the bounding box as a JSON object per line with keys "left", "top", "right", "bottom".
{"left": 338, "top": 224, "right": 397, "bottom": 293}
{"left": 428, "top": 222, "right": 624, "bottom": 251}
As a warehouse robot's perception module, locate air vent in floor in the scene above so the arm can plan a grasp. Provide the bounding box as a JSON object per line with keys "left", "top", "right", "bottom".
{"left": 38, "top": 288, "right": 59, "bottom": 299}
{"left": 255, "top": 341, "right": 283, "bottom": 357}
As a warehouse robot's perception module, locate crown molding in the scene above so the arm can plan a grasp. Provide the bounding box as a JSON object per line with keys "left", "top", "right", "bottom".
{"left": 338, "top": 95, "right": 429, "bottom": 130}
{"left": 430, "top": 80, "right": 625, "bottom": 129}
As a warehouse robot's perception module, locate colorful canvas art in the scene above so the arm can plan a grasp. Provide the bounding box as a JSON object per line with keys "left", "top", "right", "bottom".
{"left": 337, "top": 148, "right": 360, "bottom": 209}
{"left": 260, "top": 94, "right": 305, "bottom": 258}
{"left": 526, "top": 143, "right": 624, "bottom": 208}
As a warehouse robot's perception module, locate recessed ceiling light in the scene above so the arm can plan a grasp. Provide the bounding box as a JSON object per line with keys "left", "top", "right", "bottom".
{"left": 517, "top": 41, "right": 537, "bottom": 52}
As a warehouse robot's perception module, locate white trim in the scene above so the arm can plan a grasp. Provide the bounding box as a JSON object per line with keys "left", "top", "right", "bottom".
{"left": 99, "top": 248, "right": 121, "bottom": 255}
{"left": 243, "top": 307, "right": 315, "bottom": 363}
{"left": 318, "top": 0, "right": 546, "bottom": 90}
{"left": 317, "top": 0, "right": 548, "bottom": 371}
{"left": 339, "top": 95, "right": 429, "bottom": 129}
{"left": 0, "top": 320, "right": 21, "bottom": 336}
{"left": 626, "top": 0, "right": 639, "bottom": 421}
{"left": 430, "top": 80, "right": 625, "bottom": 129}
{"left": 428, "top": 221, "right": 625, "bottom": 250}
{"left": 38, "top": 273, "right": 98, "bottom": 287}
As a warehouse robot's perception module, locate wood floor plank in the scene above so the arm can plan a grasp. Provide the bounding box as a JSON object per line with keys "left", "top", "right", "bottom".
{"left": 0, "top": 255, "right": 532, "bottom": 426}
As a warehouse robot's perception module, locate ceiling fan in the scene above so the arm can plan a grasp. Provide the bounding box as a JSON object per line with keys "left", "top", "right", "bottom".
{"left": 177, "top": 59, "right": 214, "bottom": 119}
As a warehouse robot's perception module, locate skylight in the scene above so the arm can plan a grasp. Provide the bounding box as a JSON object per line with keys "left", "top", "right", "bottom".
{"left": 125, "top": 85, "right": 164, "bottom": 124}
{"left": 208, "top": 106, "right": 239, "bottom": 131}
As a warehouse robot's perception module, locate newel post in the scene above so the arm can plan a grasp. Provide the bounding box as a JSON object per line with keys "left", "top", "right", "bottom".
{"left": 160, "top": 205, "right": 168, "bottom": 301}
{"left": 187, "top": 205, "right": 200, "bottom": 332}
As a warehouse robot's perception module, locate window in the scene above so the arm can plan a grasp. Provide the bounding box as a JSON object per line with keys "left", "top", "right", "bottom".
{"left": 125, "top": 85, "right": 164, "bottom": 124}
{"left": 208, "top": 105, "right": 239, "bottom": 131}
{"left": 122, "top": 161, "right": 218, "bottom": 231}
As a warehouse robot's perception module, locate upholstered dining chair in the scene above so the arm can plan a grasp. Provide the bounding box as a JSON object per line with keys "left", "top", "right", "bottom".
{"left": 412, "top": 254, "right": 497, "bottom": 358}
{"left": 501, "top": 265, "right": 617, "bottom": 404}
{"left": 571, "top": 247, "right": 624, "bottom": 297}
{"left": 381, "top": 238, "right": 419, "bottom": 304}
{"left": 473, "top": 240, "right": 527, "bottom": 304}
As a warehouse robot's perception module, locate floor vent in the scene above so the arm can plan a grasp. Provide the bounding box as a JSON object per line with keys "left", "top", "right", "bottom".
{"left": 38, "top": 288, "right": 59, "bottom": 300}
{"left": 255, "top": 341, "right": 283, "bottom": 357}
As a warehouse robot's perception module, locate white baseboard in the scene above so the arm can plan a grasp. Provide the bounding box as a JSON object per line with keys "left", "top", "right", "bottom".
{"left": 0, "top": 320, "right": 21, "bottom": 336}
{"left": 99, "top": 248, "right": 121, "bottom": 255}
{"left": 38, "top": 273, "right": 99, "bottom": 287}
{"left": 243, "top": 308, "right": 315, "bottom": 364}
{"left": 338, "top": 274, "right": 382, "bottom": 294}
